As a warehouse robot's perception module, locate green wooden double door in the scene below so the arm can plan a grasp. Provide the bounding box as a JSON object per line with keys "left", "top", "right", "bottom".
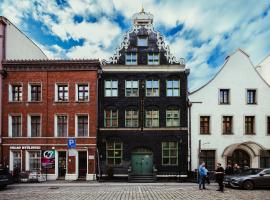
{"left": 131, "top": 153, "right": 153, "bottom": 175}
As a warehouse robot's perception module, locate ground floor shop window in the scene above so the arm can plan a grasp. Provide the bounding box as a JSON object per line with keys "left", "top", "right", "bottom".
{"left": 29, "top": 151, "right": 41, "bottom": 171}
{"left": 162, "top": 142, "right": 178, "bottom": 165}
{"left": 199, "top": 150, "right": 215, "bottom": 171}
{"left": 106, "top": 141, "right": 123, "bottom": 165}
{"left": 13, "top": 151, "right": 21, "bottom": 170}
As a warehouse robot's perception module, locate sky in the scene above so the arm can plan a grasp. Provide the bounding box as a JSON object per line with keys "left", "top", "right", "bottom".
{"left": 1, "top": 0, "right": 270, "bottom": 91}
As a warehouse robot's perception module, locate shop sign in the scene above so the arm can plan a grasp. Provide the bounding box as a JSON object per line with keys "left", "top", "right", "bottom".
{"left": 41, "top": 150, "right": 55, "bottom": 169}
{"left": 10, "top": 146, "right": 41, "bottom": 150}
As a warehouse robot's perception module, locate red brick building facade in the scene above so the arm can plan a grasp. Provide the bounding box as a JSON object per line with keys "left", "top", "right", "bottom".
{"left": 1, "top": 60, "right": 100, "bottom": 180}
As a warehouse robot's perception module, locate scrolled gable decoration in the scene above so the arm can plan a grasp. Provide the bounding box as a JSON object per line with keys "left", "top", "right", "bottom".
{"left": 101, "top": 10, "right": 185, "bottom": 65}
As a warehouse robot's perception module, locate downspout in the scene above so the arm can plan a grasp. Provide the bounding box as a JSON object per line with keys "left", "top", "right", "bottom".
{"left": 0, "top": 19, "right": 7, "bottom": 165}
{"left": 96, "top": 65, "right": 102, "bottom": 181}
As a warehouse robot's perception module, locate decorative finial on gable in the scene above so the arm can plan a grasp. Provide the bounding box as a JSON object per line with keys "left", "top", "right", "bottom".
{"left": 141, "top": 4, "right": 144, "bottom": 13}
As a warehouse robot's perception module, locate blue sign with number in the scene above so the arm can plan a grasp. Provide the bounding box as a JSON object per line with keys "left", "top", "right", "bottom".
{"left": 68, "top": 138, "right": 76, "bottom": 148}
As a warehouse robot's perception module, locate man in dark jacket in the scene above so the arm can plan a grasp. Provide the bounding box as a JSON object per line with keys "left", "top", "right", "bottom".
{"left": 215, "top": 163, "right": 225, "bottom": 192}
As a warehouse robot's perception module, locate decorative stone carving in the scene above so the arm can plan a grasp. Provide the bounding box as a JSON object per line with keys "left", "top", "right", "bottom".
{"left": 101, "top": 10, "right": 185, "bottom": 66}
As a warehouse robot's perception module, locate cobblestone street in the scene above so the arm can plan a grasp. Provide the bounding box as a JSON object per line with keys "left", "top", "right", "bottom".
{"left": 0, "top": 182, "right": 269, "bottom": 200}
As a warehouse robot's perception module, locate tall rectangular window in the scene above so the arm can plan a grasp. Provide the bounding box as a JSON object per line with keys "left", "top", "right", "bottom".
{"left": 145, "top": 109, "right": 159, "bottom": 127}
{"left": 77, "top": 84, "right": 89, "bottom": 101}
{"left": 77, "top": 115, "right": 88, "bottom": 137}
{"left": 13, "top": 151, "right": 21, "bottom": 170}
{"left": 125, "top": 53, "right": 137, "bottom": 65}
{"left": 148, "top": 53, "right": 159, "bottom": 65}
{"left": 106, "top": 141, "right": 123, "bottom": 165}
{"left": 125, "top": 109, "right": 139, "bottom": 127}
{"left": 267, "top": 117, "right": 270, "bottom": 135}
{"left": 199, "top": 150, "right": 216, "bottom": 171}
{"left": 30, "top": 84, "right": 41, "bottom": 101}
{"left": 12, "top": 116, "right": 22, "bottom": 137}
{"left": 167, "top": 80, "right": 180, "bottom": 96}
{"left": 162, "top": 142, "right": 178, "bottom": 165}
{"left": 11, "top": 84, "right": 22, "bottom": 101}
{"left": 31, "top": 116, "right": 41, "bottom": 137}
{"left": 166, "top": 109, "right": 180, "bottom": 127}
{"left": 105, "top": 80, "right": 118, "bottom": 97}
{"left": 222, "top": 116, "right": 233, "bottom": 134}
{"left": 219, "top": 89, "right": 230, "bottom": 104}
{"left": 57, "top": 84, "right": 68, "bottom": 101}
{"left": 146, "top": 80, "right": 159, "bottom": 97}
{"left": 245, "top": 116, "right": 255, "bottom": 135}
{"left": 247, "top": 89, "right": 256, "bottom": 104}
{"left": 137, "top": 36, "right": 148, "bottom": 46}
{"left": 104, "top": 109, "right": 118, "bottom": 127}
{"left": 200, "top": 116, "right": 210, "bottom": 134}
{"left": 260, "top": 151, "right": 270, "bottom": 168}
{"left": 57, "top": 115, "right": 68, "bottom": 137}
{"left": 29, "top": 151, "right": 41, "bottom": 171}
{"left": 125, "top": 80, "right": 139, "bottom": 97}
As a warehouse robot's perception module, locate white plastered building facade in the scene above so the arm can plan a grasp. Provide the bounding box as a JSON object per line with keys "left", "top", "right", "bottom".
{"left": 189, "top": 49, "right": 270, "bottom": 171}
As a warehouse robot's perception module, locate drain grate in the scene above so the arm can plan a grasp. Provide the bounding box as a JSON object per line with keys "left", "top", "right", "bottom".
{"left": 49, "top": 186, "right": 59, "bottom": 190}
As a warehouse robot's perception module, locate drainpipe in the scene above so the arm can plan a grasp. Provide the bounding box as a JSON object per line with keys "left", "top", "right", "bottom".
{"left": 0, "top": 18, "right": 7, "bottom": 166}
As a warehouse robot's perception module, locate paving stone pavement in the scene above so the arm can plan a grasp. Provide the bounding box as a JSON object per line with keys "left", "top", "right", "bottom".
{"left": 0, "top": 183, "right": 270, "bottom": 200}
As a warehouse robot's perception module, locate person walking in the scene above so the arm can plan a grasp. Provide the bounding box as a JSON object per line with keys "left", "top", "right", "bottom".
{"left": 215, "top": 163, "right": 225, "bottom": 192}
{"left": 198, "top": 161, "right": 207, "bottom": 190}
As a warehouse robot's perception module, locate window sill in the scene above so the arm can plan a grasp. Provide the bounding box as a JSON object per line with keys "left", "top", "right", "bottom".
{"left": 75, "top": 100, "right": 90, "bottom": 103}
{"left": 222, "top": 133, "right": 234, "bottom": 135}
{"left": 27, "top": 101, "right": 43, "bottom": 103}
{"left": 245, "top": 133, "right": 256, "bottom": 135}
{"left": 219, "top": 103, "right": 230, "bottom": 105}
{"left": 8, "top": 101, "right": 23, "bottom": 103}
{"left": 54, "top": 101, "right": 69, "bottom": 103}
{"left": 200, "top": 133, "right": 211, "bottom": 135}
{"left": 246, "top": 103, "right": 257, "bottom": 105}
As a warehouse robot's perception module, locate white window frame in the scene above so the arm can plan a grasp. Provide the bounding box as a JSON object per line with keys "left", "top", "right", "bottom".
{"left": 146, "top": 79, "right": 160, "bottom": 97}
{"left": 166, "top": 80, "right": 180, "bottom": 97}
{"left": 28, "top": 83, "right": 42, "bottom": 102}
{"left": 75, "top": 83, "right": 89, "bottom": 102}
{"left": 125, "top": 53, "right": 137, "bottom": 65}
{"left": 27, "top": 114, "right": 42, "bottom": 137}
{"left": 55, "top": 83, "right": 69, "bottom": 102}
{"left": 148, "top": 53, "right": 160, "bottom": 65}
{"left": 104, "top": 80, "right": 118, "bottom": 97}
{"left": 75, "top": 114, "right": 89, "bottom": 137}
{"left": 166, "top": 109, "right": 180, "bottom": 127}
{"left": 26, "top": 150, "right": 41, "bottom": 171}
{"left": 54, "top": 114, "right": 68, "bottom": 137}
{"left": 125, "top": 80, "right": 139, "bottom": 97}
{"left": 10, "top": 151, "right": 22, "bottom": 171}
{"left": 8, "top": 114, "right": 22, "bottom": 137}
{"left": 9, "top": 83, "right": 23, "bottom": 102}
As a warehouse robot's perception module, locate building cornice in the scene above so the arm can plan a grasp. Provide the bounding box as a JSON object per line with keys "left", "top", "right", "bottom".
{"left": 2, "top": 59, "right": 100, "bottom": 71}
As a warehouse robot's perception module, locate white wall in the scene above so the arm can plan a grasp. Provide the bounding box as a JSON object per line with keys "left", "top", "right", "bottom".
{"left": 256, "top": 56, "right": 270, "bottom": 86}
{"left": 190, "top": 49, "right": 270, "bottom": 170}
{"left": 5, "top": 19, "right": 47, "bottom": 60}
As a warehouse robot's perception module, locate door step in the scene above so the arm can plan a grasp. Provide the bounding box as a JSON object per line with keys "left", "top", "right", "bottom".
{"left": 129, "top": 174, "right": 156, "bottom": 183}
